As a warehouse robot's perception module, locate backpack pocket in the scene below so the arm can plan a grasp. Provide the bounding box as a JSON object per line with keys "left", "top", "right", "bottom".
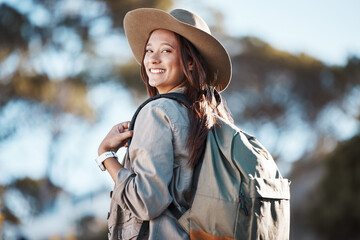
{"left": 236, "top": 178, "right": 291, "bottom": 240}
{"left": 250, "top": 178, "right": 290, "bottom": 199}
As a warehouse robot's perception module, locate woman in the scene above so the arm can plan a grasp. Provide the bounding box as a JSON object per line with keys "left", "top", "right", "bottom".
{"left": 96, "top": 8, "right": 233, "bottom": 239}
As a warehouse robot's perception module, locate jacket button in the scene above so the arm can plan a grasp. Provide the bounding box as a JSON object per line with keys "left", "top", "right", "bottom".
{"left": 110, "top": 191, "right": 113, "bottom": 198}
{"left": 107, "top": 212, "right": 110, "bottom": 219}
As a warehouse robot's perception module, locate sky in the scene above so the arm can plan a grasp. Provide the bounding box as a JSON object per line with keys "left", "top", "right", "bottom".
{"left": 176, "top": 0, "right": 360, "bottom": 66}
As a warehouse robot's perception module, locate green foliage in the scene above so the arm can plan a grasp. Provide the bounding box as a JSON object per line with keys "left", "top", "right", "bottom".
{"left": 0, "top": 73, "right": 94, "bottom": 120}
{"left": 1, "top": 185, "right": 20, "bottom": 227}
{"left": 76, "top": 214, "right": 108, "bottom": 240}
{"left": 1, "top": 205, "right": 20, "bottom": 224}
{"left": 2, "top": 0, "right": 358, "bottom": 127}
{"left": 98, "top": 0, "right": 173, "bottom": 29}
{"left": 0, "top": 2, "right": 95, "bottom": 120}
{"left": 228, "top": 37, "right": 360, "bottom": 126}
{"left": 118, "top": 60, "right": 148, "bottom": 100}
{"left": 310, "top": 135, "right": 360, "bottom": 240}
{"left": 10, "top": 177, "right": 62, "bottom": 215}
{"left": 0, "top": 4, "right": 33, "bottom": 60}
{"left": 0, "top": 1, "right": 173, "bottom": 236}
{"left": 0, "top": 0, "right": 173, "bottom": 116}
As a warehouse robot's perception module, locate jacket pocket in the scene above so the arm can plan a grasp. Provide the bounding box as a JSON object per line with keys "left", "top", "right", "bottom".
{"left": 119, "top": 213, "right": 143, "bottom": 240}
{"left": 108, "top": 197, "right": 120, "bottom": 239}
{"left": 108, "top": 198, "right": 144, "bottom": 240}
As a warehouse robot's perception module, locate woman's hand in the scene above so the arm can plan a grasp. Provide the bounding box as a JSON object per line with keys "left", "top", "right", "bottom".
{"left": 98, "top": 121, "right": 133, "bottom": 155}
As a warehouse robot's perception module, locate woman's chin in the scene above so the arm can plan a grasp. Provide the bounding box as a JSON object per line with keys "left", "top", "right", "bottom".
{"left": 148, "top": 80, "right": 162, "bottom": 89}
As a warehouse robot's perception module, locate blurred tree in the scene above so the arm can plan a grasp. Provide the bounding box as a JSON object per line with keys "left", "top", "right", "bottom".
{"left": 0, "top": 177, "right": 60, "bottom": 238}
{"left": 5, "top": 177, "right": 62, "bottom": 216}
{"left": 0, "top": 4, "right": 29, "bottom": 61}
{"left": 99, "top": 0, "right": 173, "bottom": 29}
{"left": 0, "top": 3, "right": 93, "bottom": 120}
{"left": 224, "top": 37, "right": 360, "bottom": 159}
{"left": 1, "top": 0, "right": 359, "bottom": 239}
{"left": 76, "top": 214, "right": 108, "bottom": 240}
{"left": 309, "top": 134, "right": 360, "bottom": 240}
{"left": 0, "top": 0, "right": 173, "bottom": 111}
{"left": 0, "top": 0, "right": 172, "bottom": 238}
{"left": 118, "top": 59, "right": 148, "bottom": 101}
{"left": 228, "top": 37, "right": 359, "bottom": 126}
{"left": 1, "top": 184, "right": 20, "bottom": 230}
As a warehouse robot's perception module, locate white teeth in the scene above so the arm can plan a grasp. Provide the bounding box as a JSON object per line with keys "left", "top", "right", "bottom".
{"left": 150, "top": 69, "right": 165, "bottom": 73}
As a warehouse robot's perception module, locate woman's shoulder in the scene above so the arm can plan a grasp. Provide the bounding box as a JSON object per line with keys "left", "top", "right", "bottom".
{"left": 137, "top": 97, "right": 189, "bottom": 127}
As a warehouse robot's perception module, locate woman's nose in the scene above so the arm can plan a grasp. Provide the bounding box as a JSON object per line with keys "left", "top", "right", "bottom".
{"left": 149, "top": 52, "right": 160, "bottom": 64}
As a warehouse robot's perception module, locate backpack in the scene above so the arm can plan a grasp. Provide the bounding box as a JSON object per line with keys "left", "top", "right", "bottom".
{"left": 129, "top": 92, "right": 291, "bottom": 240}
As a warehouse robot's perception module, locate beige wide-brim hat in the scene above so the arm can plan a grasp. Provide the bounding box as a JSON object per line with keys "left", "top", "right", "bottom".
{"left": 123, "top": 8, "right": 232, "bottom": 92}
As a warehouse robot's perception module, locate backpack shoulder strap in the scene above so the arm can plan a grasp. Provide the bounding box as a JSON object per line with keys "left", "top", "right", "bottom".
{"left": 129, "top": 92, "right": 189, "bottom": 131}
{"left": 168, "top": 152, "right": 204, "bottom": 220}
{"left": 127, "top": 92, "right": 189, "bottom": 145}
{"left": 131, "top": 92, "right": 189, "bottom": 240}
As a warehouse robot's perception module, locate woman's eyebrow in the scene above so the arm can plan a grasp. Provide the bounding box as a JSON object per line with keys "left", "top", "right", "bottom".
{"left": 146, "top": 42, "right": 175, "bottom": 49}
{"left": 161, "top": 43, "right": 175, "bottom": 49}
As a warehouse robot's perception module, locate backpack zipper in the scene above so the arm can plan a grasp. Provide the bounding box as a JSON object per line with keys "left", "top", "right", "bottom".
{"left": 240, "top": 191, "right": 249, "bottom": 216}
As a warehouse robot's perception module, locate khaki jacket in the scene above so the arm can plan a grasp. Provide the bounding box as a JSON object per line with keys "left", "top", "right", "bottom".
{"left": 108, "top": 89, "right": 192, "bottom": 239}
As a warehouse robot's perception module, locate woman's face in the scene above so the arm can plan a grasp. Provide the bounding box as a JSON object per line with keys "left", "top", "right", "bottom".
{"left": 144, "top": 29, "right": 185, "bottom": 94}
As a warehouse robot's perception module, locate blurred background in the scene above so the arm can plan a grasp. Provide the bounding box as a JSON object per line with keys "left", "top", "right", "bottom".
{"left": 0, "top": 0, "right": 359, "bottom": 239}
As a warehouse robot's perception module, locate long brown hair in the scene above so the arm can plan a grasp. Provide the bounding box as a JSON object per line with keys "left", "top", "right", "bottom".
{"left": 140, "top": 32, "right": 233, "bottom": 167}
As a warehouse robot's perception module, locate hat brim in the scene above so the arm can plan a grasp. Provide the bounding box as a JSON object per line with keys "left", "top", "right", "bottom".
{"left": 124, "top": 8, "right": 232, "bottom": 92}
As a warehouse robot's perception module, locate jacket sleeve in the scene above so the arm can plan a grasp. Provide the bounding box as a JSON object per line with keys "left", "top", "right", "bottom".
{"left": 111, "top": 100, "right": 176, "bottom": 220}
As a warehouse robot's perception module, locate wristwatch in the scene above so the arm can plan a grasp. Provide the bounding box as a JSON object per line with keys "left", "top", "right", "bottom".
{"left": 95, "top": 151, "right": 118, "bottom": 171}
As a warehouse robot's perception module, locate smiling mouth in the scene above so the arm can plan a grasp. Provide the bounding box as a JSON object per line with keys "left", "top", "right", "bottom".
{"left": 150, "top": 68, "right": 165, "bottom": 73}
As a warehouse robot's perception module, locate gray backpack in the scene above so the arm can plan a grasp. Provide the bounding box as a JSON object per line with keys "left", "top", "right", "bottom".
{"left": 174, "top": 116, "right": 291, "bottom": 240}
{"left": 131, "top": 93, "right": 291, "bottom": 240}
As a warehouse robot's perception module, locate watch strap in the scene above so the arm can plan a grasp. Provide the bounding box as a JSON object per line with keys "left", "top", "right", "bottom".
{"left": 95, "top": 151, "right": 118, "bottom": 171}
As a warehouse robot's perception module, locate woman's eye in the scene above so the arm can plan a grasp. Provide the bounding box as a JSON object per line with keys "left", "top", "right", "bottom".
{"left": 162, "top": 49, "right": 171, "bottom": 53}
{"left": 145, "top": 49, "right": 152, "bottom": 53}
